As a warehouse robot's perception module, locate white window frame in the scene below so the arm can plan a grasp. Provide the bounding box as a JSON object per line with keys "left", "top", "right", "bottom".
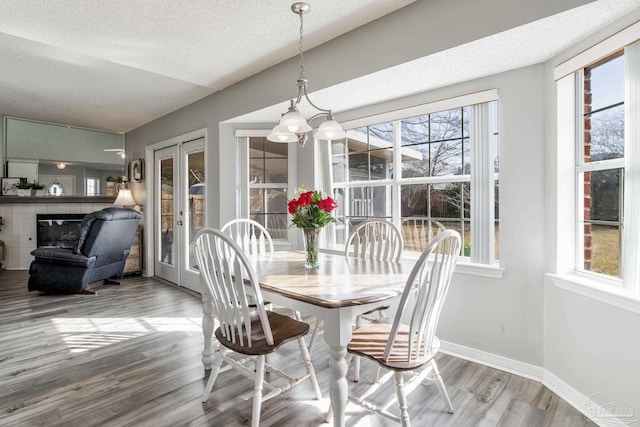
{"left": 86, "top": 177, "right": 100, "bottom": 196}
{"left": 332, "top": 90, "right": 500, "bottom": 266}
{"left": 574, "top": 60, "right": 625, "bottom": 282}
{"left": 553, "top": 20, "right": 640, "bottom": 301}
{"left": 235, "top": 130, "right": 298, "bottom": 247}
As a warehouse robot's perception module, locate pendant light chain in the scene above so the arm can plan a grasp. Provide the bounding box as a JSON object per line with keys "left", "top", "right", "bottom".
{"left": 298, "top": 10, "right": 305, "bottom": 80}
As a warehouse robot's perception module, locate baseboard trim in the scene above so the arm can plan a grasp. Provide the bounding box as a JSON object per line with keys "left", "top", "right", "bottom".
{"left": 439, "top": 340, "right": 635, "bottom": 427}
{"left": 543, "top": 370, "right": 637, "bottom": 427}
{"left": 439, "top": 340, "right": 543, "bottom": 381}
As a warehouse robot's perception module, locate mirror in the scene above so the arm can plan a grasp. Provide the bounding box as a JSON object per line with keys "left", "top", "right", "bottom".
{"left": 3, "top": 117, "right": 125, "bottom": 196}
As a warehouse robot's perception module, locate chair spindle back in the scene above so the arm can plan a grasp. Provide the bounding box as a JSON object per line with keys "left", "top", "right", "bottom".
{"left": 221, "top": 219, "right": 274, "bottom": 255}
{"left": 345, "top": 219, "right": 404, "bottom": 262}
{"left": 194, "top": 228, "right": 273, "bottom": 348}
{"left": 383, "top": 229, "right": 461, "bottom": 363}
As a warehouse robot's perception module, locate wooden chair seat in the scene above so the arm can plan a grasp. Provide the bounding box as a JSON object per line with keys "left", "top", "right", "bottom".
{"left": 216, "top": 311, "right": 309, "bottom": 356}
{"left": 348, "top": 322, "right": 440, "bottom": 371}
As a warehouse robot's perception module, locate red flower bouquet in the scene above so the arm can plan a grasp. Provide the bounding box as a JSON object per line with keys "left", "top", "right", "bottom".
{"left": 288, "top": 189, "right": 337, "bottom": 268}
{"left": 288, "top": 190, "right": 337, "bottom": 229}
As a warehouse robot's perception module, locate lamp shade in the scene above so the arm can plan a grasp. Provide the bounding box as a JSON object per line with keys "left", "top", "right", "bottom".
{"left": 268, "top": 124, "right": 297, "bottom": 143}
{"left": 279, "top": 110, "right": 312, "bottom": 133}
{"left": 314, "top": 118, "right": 346, "bottom": 141}
{"left": 114, "top": 188, "right": 137, "bottom": 208}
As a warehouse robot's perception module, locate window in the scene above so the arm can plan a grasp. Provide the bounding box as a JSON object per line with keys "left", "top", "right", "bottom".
{"left": 576, "top": 53, "right": 625, "bottom": 279}
{"left": 248, "top": 137, "right": 288, "bottom": 239}
{"left": 331, "top": 94, "right": 499, "bottom": 263}
{"left": 555, "top": 22, "right": 640, "bottom": 296}
{"left": 86, "top": 178, "right": 100, "bottom": 196}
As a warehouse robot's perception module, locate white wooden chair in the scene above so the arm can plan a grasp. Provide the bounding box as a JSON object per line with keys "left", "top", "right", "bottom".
{"left": 342, "top": 219, "right": 404, "bottom": 382}
{"left": 401, "top": 217, "right": 446, "bottom": 252}
{"left": 344, "top": 229, "right": 461, "bottom": 426}
{"left": 194, "top": 229, "right": 321, "bottom": 427}
{"left": 221, "top": 218, "right": 274, "bottom": 255}
{"left": 345, "top": 218, "right": 404, "bottom": 262}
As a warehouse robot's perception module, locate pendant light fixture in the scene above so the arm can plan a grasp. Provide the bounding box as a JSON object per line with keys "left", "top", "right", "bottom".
{"left": 268, "top": 2, "right": 346, "bottom": 147}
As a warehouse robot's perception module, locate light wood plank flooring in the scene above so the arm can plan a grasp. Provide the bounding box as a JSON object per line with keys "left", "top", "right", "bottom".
{"left": 0, "top": 270, "right": 596, "bottom": 426}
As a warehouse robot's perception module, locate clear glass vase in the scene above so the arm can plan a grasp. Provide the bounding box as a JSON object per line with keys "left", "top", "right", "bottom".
{"left": 302, "top": 228, "right": 320, "bottom": 269}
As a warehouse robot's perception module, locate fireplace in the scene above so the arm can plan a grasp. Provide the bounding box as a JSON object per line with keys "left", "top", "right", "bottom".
{"left": 36, "top": 214, "right": 86, "bottom": 248}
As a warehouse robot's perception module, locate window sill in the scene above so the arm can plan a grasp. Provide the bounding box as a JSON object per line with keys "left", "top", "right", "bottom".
{"left": 320, "top": 247, "right": 505, "bottom": 279}
{"left": 454, "top": 261, "right": 505, "bottom": 278}
{"left": 547, "top": 273, "right": 640, "bottom": 315}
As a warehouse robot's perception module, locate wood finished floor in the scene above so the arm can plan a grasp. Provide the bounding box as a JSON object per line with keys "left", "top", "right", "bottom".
{"left": 0, "top": 270, "right": 596, "bottom": 427}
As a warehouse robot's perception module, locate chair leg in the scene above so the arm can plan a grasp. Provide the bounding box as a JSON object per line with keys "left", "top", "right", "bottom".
{"left": 430, "top": 360, "right": 454, "bottom": 414}
{"left": 307, "top": 319, "right": 321, "bottom": 352}
{"left": 252, "top": 355, "right": 266, "bottom": 427}
{"left": 353, "top": 315, "right": 363, "bottom": 382}
{"left": 202, "top": 349, "right": 224, "bottom": 402}
{"left": 297, "top": 337, "right": 322, "bottom": 400}
{"left": 372, "top": 364, "right": 381, "bottom": 382}
{"left": 393, "top": 371, "right": 411, "bottom": 427}
{"left": 371, "top": 309, "right": 385, "bottom": 382}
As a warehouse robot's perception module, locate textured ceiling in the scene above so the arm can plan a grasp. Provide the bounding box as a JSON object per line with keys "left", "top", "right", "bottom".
{"left": 0, "top": 0, "right": 638, "bottom": 133}
{"left": 0, "top": 0, "right": 415, "bottom": 131}
{"left": 233, "top": 0, "right": 640, "bottom": 124}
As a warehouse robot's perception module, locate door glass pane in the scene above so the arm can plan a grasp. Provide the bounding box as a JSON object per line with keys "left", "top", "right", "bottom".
{"left": 187, "top": 151, "right": 205, "bottom": 271}
{"left": 160, "top": 158, "right": 174, "bottom": 265}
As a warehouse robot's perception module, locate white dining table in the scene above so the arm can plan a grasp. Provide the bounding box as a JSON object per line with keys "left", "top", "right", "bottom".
{"left": 200, "top": 250, "right": 414, "bottom": 427}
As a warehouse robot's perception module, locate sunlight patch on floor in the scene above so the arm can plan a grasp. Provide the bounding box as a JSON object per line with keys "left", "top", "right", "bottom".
{"left": 50, "top": 316, "right": 202, "bottom": 352}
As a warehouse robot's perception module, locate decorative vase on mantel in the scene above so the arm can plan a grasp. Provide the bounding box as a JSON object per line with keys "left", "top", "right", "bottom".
{"left": 106, "top": 182, "right": 116, "bottom": 197}
{"left": 302, "top": 228, "right": 320, "bottom": 269}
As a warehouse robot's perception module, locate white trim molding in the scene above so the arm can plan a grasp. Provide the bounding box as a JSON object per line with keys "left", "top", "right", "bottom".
{"left": 547, "top": 273, "right": 640, "bottom": 315}
{"left": 543, "top": 370, "right": 638, "bottom": 427}
{"left": 341, "top": 89, "right": 498, "bottom": 131}
{"left": 439, "top": 340, "right": 543, "bottom": 382}
{"left": 554, "top": 20, "right": 640, "bottom": 80}
{"left": 440, "top": 340, "right": 635, "bottom": 427}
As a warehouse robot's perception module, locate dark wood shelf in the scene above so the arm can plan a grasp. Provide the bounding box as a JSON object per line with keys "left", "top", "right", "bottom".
{"left": 0, "top": 196, "right": 116, "bottom": 204}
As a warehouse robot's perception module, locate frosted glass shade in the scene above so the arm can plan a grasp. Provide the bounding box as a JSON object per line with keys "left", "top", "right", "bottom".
{"left": 314, "top": 118, "right": 346, "bottom": 141}
{"left": 267, "top": 125, "right": 297, "bottom": 143}
{"left": 279, "top": 110, "right": 312, "bottom": 133}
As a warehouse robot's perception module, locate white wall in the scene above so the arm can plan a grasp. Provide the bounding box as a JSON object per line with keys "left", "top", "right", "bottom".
{"left": 544, "top": 282, "right": 640, "bottom": 421}
{"left": 542, "top": 9, "right": 640, "bottom": 421}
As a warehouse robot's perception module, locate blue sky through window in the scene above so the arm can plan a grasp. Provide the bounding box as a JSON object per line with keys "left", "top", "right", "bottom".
{"left": 590, "top": 55, "right": 624, "bottom": 110}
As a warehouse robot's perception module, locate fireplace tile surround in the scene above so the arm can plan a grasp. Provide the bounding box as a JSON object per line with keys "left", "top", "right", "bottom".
{"left": 0, "top": 202, "right": 113, "bottom": 269}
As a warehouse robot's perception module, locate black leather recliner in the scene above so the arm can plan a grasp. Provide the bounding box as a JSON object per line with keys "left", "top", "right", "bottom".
{"left": 28, "top": 207, "right": 142, "bottom": 293}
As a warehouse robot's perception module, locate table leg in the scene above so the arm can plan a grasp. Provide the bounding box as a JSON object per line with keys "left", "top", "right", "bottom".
{"left": 323, "top": 311, "right": 352, "bottom": 427}
{"left": 329, "top": 345, "right": 348, "bottom": 426}
{"left": 201, "top": 291, "right": 215, "bottom": 369}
